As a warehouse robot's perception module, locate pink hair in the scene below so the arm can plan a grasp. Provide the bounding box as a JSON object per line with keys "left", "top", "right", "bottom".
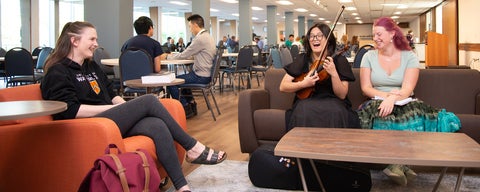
{"left": 374, "top": 17, "right": 411, "bottom": 51}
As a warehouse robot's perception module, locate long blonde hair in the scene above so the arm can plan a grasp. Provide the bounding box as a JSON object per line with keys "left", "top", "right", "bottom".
{"left": 44, "top": 21, "right": 95, "bottom": 72}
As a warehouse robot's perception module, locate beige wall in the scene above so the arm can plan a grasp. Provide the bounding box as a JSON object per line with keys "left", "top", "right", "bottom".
{"left": 459, "top": 0, "right": 480, "bottom": 66}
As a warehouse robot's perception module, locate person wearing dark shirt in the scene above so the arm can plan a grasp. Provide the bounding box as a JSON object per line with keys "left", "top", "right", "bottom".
{"left": 41, "top": 21, "right": 226, "bottom": 192}
{"left": 121, "top": 16, "right": 166, "bottom": 72}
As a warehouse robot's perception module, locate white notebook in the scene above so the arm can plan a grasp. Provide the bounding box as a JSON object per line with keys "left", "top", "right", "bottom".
{"left": 373, "top": 96, "right": 417, "bottom": 106}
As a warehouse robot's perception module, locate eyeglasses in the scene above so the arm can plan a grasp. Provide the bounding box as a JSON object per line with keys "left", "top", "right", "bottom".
{"left": 309, "top": 34, "right": 324, "bottom": 40}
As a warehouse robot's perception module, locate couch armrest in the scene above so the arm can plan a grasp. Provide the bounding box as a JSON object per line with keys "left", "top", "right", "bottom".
{"left": 0, "top": 118, "right": 123, "bottom": 192}
{"left": 457, "top": 114, "right": 480, "bottom": 144}
{"left": 238, "top": 89, "right": 270, "bottom": 153}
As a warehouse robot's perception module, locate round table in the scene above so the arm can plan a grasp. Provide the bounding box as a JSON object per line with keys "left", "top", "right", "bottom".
{"left": 125, "top": 78, "right": 185, "bottom": 96}
{"left": 0, "top": 100, "right": 67, "bottom": 120}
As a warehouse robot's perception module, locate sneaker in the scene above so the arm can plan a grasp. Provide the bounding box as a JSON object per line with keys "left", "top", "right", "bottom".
{"left": 383, "top": 164, "right": 407, "bottom": 186}
{"left": 402, "top": 165, "right": 417, "bottom": 181}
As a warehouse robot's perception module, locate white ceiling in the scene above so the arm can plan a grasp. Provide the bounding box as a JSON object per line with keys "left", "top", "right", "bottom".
{"left": 134, "top": 0, "right": 444, "bottom": 24}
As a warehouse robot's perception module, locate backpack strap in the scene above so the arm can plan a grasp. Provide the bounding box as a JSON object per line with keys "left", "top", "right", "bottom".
{"left": 108, "top": 154, "right": 130, "bottom": 192}
{"left": 134, "top": 150, "right": 151, "bottom": 192}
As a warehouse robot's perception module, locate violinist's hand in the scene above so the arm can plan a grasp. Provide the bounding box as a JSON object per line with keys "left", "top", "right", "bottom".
{"left": 323, "top": 57, "right": 338, "bottom": 77}
{"left": 301, "top": 70, "right": 319, "bottom": 87}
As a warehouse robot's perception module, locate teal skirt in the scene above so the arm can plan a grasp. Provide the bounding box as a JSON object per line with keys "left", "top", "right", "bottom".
{"left": 357, "top": 100, "right": 461, "bottom": 133}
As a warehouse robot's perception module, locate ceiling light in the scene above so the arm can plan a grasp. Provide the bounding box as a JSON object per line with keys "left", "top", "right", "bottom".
{"left": 391, "top": 16, "right": 400, "bottom": 19}
{"left": 252, "top": 7, "right": 263, "bottom": 11}
{"left": 394, "top": 11, "right": 402, "bottom": 15}
{"left": 318, "top": 18, "right": 325, "bottom": 20}
{"left": 252, "top": 17, "right": 258, "bottom": 20}
{"left": 345, "top": 7, "right": 356, "bottom": 11}
{"left": 397, "top": 5, "right": 408, "bottom": 9}
{"left": 309, "top": 14, "right": 317, "bottom": 17}
{"left": 276, "top": 1, "right": 293, "bottom": 5}
{"left": 221, "top": 0, "right": 238, "bottom": 3}
{"left": 357, "top": 20, "right": 363, "bottom": 24}
{"left": 338, "top": 0, "right": 352, "bottom": 3}
{"left": 232, "top": 13, "right": 239, "bottom": 17}
{"left": 210, "top": 8, "right": 219, "bottom": 12}
{"left": 351, "top": 13, "right": 358, "bottom": 16}
{"left": 294, "top": 8, "right": 308, "bottom": 12}
{"left": 354, "top": 17, "right": 361, "bottom": 20}
{"left": 169, "top": 1, "right": 188, "bottom": 6}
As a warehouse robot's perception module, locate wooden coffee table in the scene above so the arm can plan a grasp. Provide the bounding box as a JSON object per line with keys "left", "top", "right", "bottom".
{"left": 275, "top": 127, "right": 480, "bottom": 192}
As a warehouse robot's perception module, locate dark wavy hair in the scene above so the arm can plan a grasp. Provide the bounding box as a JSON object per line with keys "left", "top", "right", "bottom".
{"left": 373, "top": 17, "right": 411, "bottom": 51}
{"left": 134, "top": 16, "right": 153, "bottom": 35}
{"left": 304, "top": 23, "right": 337, "bottom": 63}
{"left": 44, "top": 21, "right": 95, "bottom": 72}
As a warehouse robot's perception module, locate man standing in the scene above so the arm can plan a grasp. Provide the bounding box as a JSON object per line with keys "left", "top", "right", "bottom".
{"left": 121, "top": 16, "right": 166, "bottom": 72}
{"left": 217, "top": 36, "right": 228, "bottom": 49}
{"left": 166, "top": 14, "right": 216, "bottom": 117}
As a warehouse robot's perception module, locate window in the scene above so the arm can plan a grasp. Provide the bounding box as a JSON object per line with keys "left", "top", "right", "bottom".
{"left": 1, "top": 0, "right": 21, "bottom": 49}
{"left": 58, "top": 0, "right": 84, "bottom": 34}
{"left": 39, "top": 0, "right": 55, "bottom": 48}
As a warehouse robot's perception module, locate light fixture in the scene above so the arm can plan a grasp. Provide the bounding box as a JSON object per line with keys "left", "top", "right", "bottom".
{"left": 232, "top": 13, "right": 239, "bottom": 17}
{"left": 252, "top": 7, "right": 263, "bottom": 11}
{"left": 338, "top": 0, "right": 353, "bottom": 3}
{"left": 294, "top": 8, "right": 308, "bottom": 12}
{"left": 210, "top": 8, "right": 219, "bottom": 12}
{"left": 221, "top": 0, "right": 238, "bottom": 3}
{"left": 276, "top": 1, "right": 293, "bottom": 5}
{"left": 169, "top": 1, "right": 188, "bottom": 6}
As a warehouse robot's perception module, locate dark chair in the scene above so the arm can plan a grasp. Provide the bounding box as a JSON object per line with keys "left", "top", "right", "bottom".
{"left": 353, "top": 44, "right": 374, "bottom": 68}
{"left": 4, "top": 47, "right": 42, "bottom": 87}
{"left": 290, "top": 45, "right": 300, "bottom": 62}
{"left": 178, "top": 49, "right": 223, "bottom": 121}
{"left": 0, "top": 47, "right": 7, "bottom": 82}
{"left": 221, "top": 46, "right": 254, "bottom": 92}
{"left": 119, "top": 47, "right": 162, "bottom": 98}
{"left": 250, "top": 45, "right": 270, "bottom": 86}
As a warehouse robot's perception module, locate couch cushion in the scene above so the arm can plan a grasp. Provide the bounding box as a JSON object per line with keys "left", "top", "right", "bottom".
{"left": 264, "top": 68, "right": 295, "bottom": 110}
{"left": 254, "top": 109, "right": 287, "bottom": 141}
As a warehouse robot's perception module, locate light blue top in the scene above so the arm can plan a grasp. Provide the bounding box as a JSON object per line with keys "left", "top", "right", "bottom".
{"left": 360, "top": 50, "right": 419, "bottom": 92}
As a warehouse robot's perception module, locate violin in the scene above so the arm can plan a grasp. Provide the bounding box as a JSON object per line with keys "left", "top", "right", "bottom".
{"left": 294, "top": 6, "right": 345, "bottom": 100}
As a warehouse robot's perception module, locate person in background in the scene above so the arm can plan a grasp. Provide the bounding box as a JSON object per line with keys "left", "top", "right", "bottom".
{"left": 217, "top": 36, "right": 227, "bottom": 49}
{"left": 350, "top": 35, "right": 360, "bottom": 54}
{"left": 176, "top": 37, "right": 186, "bottom": 52}
{"left": 166, "top": 14, "right": 216, "bottom": 118}
{"left": 226, "top": 35, "right": 238, "bottom": 53}
{"left": 285, "top": 34, "right": 294, "bottom": 49}
{"left": 406, "top": 30, "right": 415, "bottom": 49}
{"left": 41, "top": 21, "right": 226, "bottom": 192}
{"left": 335, "top": 34, "right": 351, "bottom": 57}
{"left": 121, "top": 16, "right": 167, "bottom": 73}
{"left": 292, "top": 36, "right": 304, "bottom": 53}
{"left": 254, "top": 36, "right": 264, "bottom": 51}
{"left": 357, "top": 17, "right": 460, "bottom": 186}
{"left": 164, "top": 37, "right": 177, "bottom": 52}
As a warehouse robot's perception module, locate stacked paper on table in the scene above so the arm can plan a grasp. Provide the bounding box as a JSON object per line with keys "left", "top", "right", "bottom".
{"left": 141, "top": 71, "right": 175, "bottom": 84}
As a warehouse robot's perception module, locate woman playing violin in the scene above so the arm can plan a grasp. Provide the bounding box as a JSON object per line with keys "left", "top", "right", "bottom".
{"left": 280, "top": 23, "right": 360, "bottom": 131}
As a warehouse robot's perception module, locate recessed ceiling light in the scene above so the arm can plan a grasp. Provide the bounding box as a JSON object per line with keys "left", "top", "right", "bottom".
{"left": 351, "top": 13, "right": 358, "bottom": 16}
{"left": 345, "top": 6, "right": 356, "bottom": 11}
{"left": 232, "top": 13, "right": 239, "bottom": 17}
{"left": 357, "top": 20, "right": 363, "bottom": 24}
{"left": 169, "top": 1, "right": 188, "bottom": 6}
{"left": 391, "top": 16, "right": 400, "bottom": 19}
{"left": 276, "top": 1, "right": 293, "bottom": 5}
{"left": 210, "top": 8, "right": 219, "bottom": 12}
{"left": 394, "top": 11, "right": 402, "bottom": 15}
{"left": 252, "top": 7, "right": 263, "bottom": 11}
{"left": 354, "top": 17, "right": 361, "bottom": 20}
{"left": 318, "top": 18, "right": 325, "bottom": 20}
{"left": 221, "top": 0, "right": 238, "bottom": 3}
{"left": 294, "top": 8, "right": 308, "bottom": 12}
{"left": 338, "top": 0, "right": 352, "bottom": 3}
{"left": 309, "top": 14, "right": 317, "bottom": 17}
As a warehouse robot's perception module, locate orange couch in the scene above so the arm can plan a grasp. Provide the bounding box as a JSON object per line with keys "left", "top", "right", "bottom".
{"left": 0, "top": 84, "right": 187, "bottom": 192}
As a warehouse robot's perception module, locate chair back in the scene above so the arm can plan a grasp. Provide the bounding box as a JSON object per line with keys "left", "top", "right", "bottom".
{"left": 0, "top": 47, "right": 6, "bottom": 57}
{"left": 31, "top": 46, "right": 43, "bottom": 57}
{"left": 235, "top": 46, "right": 254, "bottom": 71}
{"left": 290, "top": 45, "right": 300, "bottom": 61}
{"left": 270, "top": 47, "right": 282, "bottom": 69}
{"left": 119, "top": 48, "right": 153, "bottom": 87}
{"left": 353, "top": 44, "right": 374, "bottom": 68}
{"left": 279, "top": 46, "right": 293, "bottom": 67}
{"left": 36, "top": 47, "right": 53, "bottom": 70}
{"left": 250, "top": 45, "right": 264, "bottom": 66}
{"left": 5, "top": 47, "right": 35, "bottom": 76}
{"left": 210, "top": 49, "right": 224, "bottom": 86}
{"left": 93, "top": 47, "right": 114, "bottom": 75}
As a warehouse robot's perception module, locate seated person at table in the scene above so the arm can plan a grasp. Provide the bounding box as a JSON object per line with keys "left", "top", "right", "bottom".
{"left": 41, "top": 21, "right": 226, "bottom": 192}
{"left": 357, "top": 17, "right": 460, "bottom": 186}
{"left": 166, "top": 14, "right": 216, "bottom": 118}
{"left": 280, "top": 23, "right": 360, "bottom": 131}
{"left": 121, "top": 16, "right": 167, "bottom": 73}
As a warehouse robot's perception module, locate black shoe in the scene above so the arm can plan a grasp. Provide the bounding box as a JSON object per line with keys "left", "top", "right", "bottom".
{"left": 190, "top": 101, "right": 198, "bottom": 115}
{"left": 184, "top": 105, "right": 195, "bottom": 119}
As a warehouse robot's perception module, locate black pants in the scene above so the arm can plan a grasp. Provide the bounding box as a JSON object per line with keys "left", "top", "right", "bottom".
{"left": 95, "top": 94, "right": 196, "bottom": 189}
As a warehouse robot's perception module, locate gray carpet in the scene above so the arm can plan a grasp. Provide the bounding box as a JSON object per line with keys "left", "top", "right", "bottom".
{"left": 168, "top": 160, "right": 480, "bottom": 192}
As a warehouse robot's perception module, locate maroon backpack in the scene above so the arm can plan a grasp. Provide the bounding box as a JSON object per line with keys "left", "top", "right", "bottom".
{"left": 78, "top": 144, "right": 161, "bottom": 192}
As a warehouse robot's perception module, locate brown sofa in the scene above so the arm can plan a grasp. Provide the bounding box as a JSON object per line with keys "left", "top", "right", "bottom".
{"left": 239, "top": 68, "right": 480, "bottom": 154}
{"left": 0, "top": 84, "right": 187, "bottom": 192}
